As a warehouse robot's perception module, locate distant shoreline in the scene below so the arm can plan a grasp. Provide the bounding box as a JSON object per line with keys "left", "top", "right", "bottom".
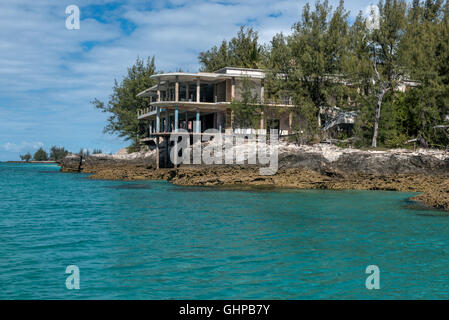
{"left": 4, "top": 161, "right": 58, "bottom": 164}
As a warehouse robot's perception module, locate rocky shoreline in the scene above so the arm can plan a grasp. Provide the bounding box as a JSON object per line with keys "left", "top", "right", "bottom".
{"left": 59, "top": 144, "right": 449, "bottom": 211}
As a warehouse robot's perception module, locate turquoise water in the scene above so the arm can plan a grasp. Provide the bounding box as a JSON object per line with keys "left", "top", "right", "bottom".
{"left": 1, "top": 163, "right": 449, "bottom": 299}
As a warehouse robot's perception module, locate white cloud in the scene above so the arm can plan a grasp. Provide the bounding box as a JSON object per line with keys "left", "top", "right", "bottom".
{"left": 1, "top": 141, "right": 43, "bottom": 153}
{"left": 0, "top": 0, "right": 381, "bottom": 160}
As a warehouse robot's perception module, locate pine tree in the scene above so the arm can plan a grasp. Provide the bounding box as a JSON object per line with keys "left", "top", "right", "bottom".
{"left": 33, "top": 148, "right": 48, "bottom": 161}
{"left": 402, "top": 0, "right": 449, "bottom": 147}
{"left": 288, "top": 0, "right": 351, "bottom": 139}
{"left": 92, "top": 56, "right": 157, "bottom": 147}
{"left": 199, "top": 26, "right": 263, "bottom": 72}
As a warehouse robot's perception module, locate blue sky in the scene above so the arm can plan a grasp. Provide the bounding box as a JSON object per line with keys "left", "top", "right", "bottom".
{"left": 0, "top": 0, "right": 377, "bottom": 161}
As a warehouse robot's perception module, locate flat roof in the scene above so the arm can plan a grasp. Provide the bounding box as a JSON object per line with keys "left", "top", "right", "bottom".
{"left": 149, "top": 67, "right": 266, "bottom": 82}
{"left": 136, "top": 84, "right": 158, "bottom": 97}
{"left": 149, "top": 72, "right": 229, "bottom": 82}
{"left": 138, "top": 67, "right": 266, "bottom": 97}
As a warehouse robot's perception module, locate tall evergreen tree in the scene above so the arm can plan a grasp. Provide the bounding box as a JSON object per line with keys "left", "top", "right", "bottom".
{"left": 92, "top": 56, "right": 157, "bottom": 147}
{"left": 368, "top": 0, "right": 408, "bottom": 147}
{"left": 49, "top": 146, "right": 69, "bottom": 161}
{"left": 33, "top": 148, "right": 48, "bottom": 161}
{"left": 199, "top": 26, "right": 263, "bottom": 72}
{"left": 402, "top": 0, "right": 449, "bottom": 147}
{"left": 288, "top": 0, "right": 351, "bottom": 139}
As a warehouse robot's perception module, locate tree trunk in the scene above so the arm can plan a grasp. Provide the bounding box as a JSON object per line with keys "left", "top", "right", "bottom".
{"left": 371, "top": 88, "right": 386, "bottom": 148}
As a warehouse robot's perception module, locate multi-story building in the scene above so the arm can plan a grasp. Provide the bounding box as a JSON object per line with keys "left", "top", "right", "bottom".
{"left": 136, "top": 67, "right": 295, "bottom": 138}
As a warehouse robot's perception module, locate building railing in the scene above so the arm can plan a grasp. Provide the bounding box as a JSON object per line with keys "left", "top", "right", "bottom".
{"left": 263, "top": 97, "right": 294, "bottom": 106}
{"left": 137, "top": 96, "right": 295, "bottom": 117}
{"left": 137, "top": 106, "right": 157, "bottom": 117}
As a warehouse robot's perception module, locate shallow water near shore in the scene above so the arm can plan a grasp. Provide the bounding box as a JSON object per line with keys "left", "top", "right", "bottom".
{"left": 1, "top": 163, "right": 449, "bottom": 299}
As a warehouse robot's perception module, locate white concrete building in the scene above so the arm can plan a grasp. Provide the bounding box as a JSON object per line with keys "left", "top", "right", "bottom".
{"left": 136, "top": 67, "right": 295, "bottom": 138}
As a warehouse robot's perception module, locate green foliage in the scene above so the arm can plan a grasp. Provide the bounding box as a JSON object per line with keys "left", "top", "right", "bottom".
{"left": 230, "top": 78, "right": 262, "bottom": 129}
{"left": 33, "top": 148, "right": 48, "bottom": 161}
{"left": 347, "top": 0, "right": 449, "bottom": 148}
{"left": 263, "top": 0, "right": 355, "bottom": 142}
{"left": 92, "top": 56, "right": 157, "bottom": 146}
{"left": 92, "top": 149, "right": 103, "bottom": 154}
{"left": 199, "top": 26, "right": 264, "bottom": 72}
{"left": 400, "top": 0, "right": 449, "bottom": 147}
{"left": 20, "top": 153, "right": 32, "bottom": 162}
{"left": 91, "top": 0, "right": 449, "bottom": 150}
{"left": 49, "top": 146, "right": 69, "bottom": 161}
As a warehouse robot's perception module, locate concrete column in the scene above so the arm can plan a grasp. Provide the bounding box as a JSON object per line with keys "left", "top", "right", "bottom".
{"left": 165, "top": 110, "right": 169, "bottom": 132}
{"left": 260, "top": 111, "right": 264, "bottom": 130}
{"left": 175, "top": 76, "right": 179, "bottom": 102}
{"left": 157, "top": 80, "right": 161, "bottom": 102}
{"left": 149, "top": 121, "right": 153, "bottom": 134}
{"left": 226, "top": 79, "right": 231, "bottom": 102}
{"left": 289, "top": 111, "right": 293, "bottom": 134}
{"left": 217, "top": 112, "right": 223, "bottom": 132}
{"left": 196, "top": 78, "right": 200, "bottom": 103}
{"left": 213, "top": 83, "right": 217, "bottom": 102}
{"left": 164, "top": 137, "right": 168, "bottom": 167}
{"left": 260, "top": 79, "right": 265, "bottom": 103}
{"left": 156, "top": 107, "right": 160, "bottom": 133}
{"left": 186, "top": 83, "right": 190, "bottom": 101}
{"left": 196, "top": 107, "right": 200, "bottom": 133}
{"left": 156, "top": 137, "right": 160, "bottom": 169}
{"left": 174, "top": 106, "right": 179, "bottom": 132}
{"left": 231, "top": 77, "right": 235, "bottom": 100}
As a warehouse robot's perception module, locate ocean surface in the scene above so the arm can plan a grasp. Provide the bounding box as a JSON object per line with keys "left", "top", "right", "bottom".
{"left": 1, "top": 162, "right": 448, "bottom": 299}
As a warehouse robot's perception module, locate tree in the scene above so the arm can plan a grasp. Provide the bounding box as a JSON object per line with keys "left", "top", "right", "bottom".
{"left": 20, "top": 153, "right": 32, "bottom": 162}
{"left": 92, "top": 56, "right": 157, "bottom": 148}
{"left": 49, "top": 146, "right": 69, "bottom": 161}
{"left": 368, "top": 0, "right": 408, "bottom": 147}
{"left": 199, "top": 26, "right": 263, "bottom": 72}
{"left": 229, "top": 78, "right": 262, "bottom": 129}
{"left": 33, "top": 148, "right": 48, "bottom": 161}
{"left": 346, "top": 11, "right": 378, "bottom": 147}
{"left": 263, "top": 33, "right": 294, "bottom": 105}
{"left": 286, "top": 0, "right": 352, "bottom": 140}
{"left": 401, "top": 0, "right": 449, "bottom": 147}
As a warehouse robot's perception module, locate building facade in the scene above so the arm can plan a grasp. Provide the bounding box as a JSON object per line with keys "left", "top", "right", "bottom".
{"left": 136, "top": 67, "right": 295, "bottom": 139}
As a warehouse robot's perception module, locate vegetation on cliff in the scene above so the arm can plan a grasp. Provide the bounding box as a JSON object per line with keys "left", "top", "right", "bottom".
{"left": 200, "top": 0, "right": 449, "bottom": 149}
